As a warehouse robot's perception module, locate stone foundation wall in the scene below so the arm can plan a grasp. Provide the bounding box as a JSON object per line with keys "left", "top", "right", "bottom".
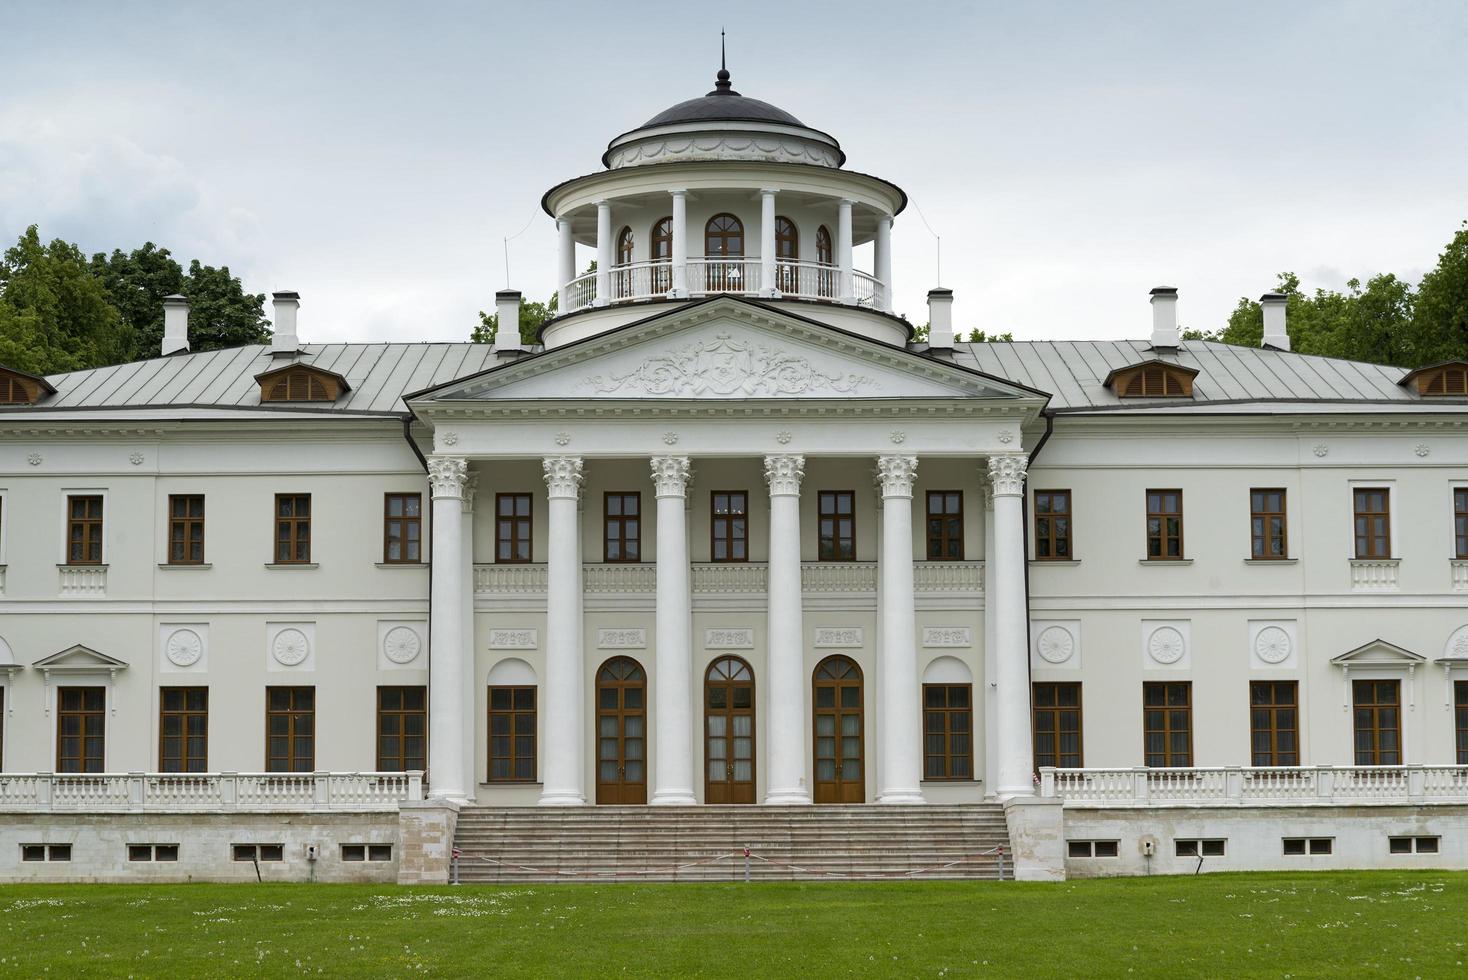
{"left": 396, "top": 800, "right": 460, "bottom": 884}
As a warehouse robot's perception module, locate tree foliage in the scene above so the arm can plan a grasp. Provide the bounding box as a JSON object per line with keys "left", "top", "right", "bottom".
{"left": 0, "top": 226, "right": 271, "bottom": 376}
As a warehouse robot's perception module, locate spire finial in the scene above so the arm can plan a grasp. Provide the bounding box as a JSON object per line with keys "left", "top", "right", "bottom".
{"left": 713, "top": 28, "right": 733, "bottom": 94}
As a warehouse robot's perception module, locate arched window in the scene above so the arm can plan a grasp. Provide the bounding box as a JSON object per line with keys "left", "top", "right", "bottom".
{"left": 815, "top": 226, "right": 834, "bottom": 298}
{"left": 775, "top": 217, "right": 799, "bottom": 294}
{"left": 650, "top": 217, "right": 673, "bottom": 293}
{"left": 704, "top": 214, "right": 745, "bottom": 292}
{"left": 256, "top": 365, "right": 347, "bottom": 403}
{"left": 616, "top": 226, "right": 634, "bottom": 266}
{"left": 614, "top": 227, "right": 635, "bottom": 299}
{"left": 705, "top": 657, "right": 756, "bottom": 804}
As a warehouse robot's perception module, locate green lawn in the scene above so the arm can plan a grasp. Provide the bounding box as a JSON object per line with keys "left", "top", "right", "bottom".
{"left": 1, "top": 873, "right": 1463, "bottom": 977}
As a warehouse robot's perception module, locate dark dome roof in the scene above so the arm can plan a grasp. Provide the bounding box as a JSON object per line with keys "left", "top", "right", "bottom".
{"left": 639, "top": 68, "right": 806, "bottom": 130}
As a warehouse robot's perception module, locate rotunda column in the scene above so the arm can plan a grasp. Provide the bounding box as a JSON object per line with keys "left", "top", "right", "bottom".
{"left": 764, "top": 454, "right": 811, "bottom": 804}
{"left": 594, "top": 200, "right": 612, "bottom": 307}
{"left": 837, "top": 199, "right": 855, "bottom": 304}
{"left": 874, "top": 215, "right": 893, "bottom": 313}
{"left": 557, "top": 218, "right": 575, "bottom": 294}
{"left": 989, "top": 453, "right": 1035, "bottom": 798}
{"left": 540, "top": 456, "right": 587, "bottom": 805}
{"left": 760, "top": 188, "right": 779, "bottom": 297}
{"left": 670, "top": 189, "right": 689, "bottom": 298}
{"left": 427, "top": 456, "right": 470, "bottom": 801}
{"left": 650, "top": 456, "right": 696, "bottom": 804}
{"left": 876, "top": 455, "right": 924, "bottom": 803}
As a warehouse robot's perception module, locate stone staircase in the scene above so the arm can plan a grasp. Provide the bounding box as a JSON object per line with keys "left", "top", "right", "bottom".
{"left": 452, "top": 804, "right": 1011, "bottom": 882}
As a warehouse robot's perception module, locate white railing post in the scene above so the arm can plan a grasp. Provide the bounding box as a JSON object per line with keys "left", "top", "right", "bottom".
{"left": 1133, "top": 767, "right": 1150, "bottom": 804}
{"left": 37, "top": 772, "right": 52, "bottom": 808}
{"left": 314, "top": 771, "right": 330, "bottom": 808}
{"left": 1039, "top": 767, "right": 1056, "bottom": 797}
{"left": 1225, "top": 767, "right": 1243, "bottom": 802}
{"left": 408, "top": 770, "right": 424, "bottom": 802}
{"left": 1408, "top": 765, "right": 1426, "bottom": 802}
{"left": 129, "top": 772, "right": 145, "bottom": 808}
{"left": 1316, "top": 766, "right": 1335, "bottom": 802}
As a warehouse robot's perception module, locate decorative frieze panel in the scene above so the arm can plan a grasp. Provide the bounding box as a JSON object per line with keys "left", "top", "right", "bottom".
{"left": 1248, "top": 621, "right": 1298, "bottom": 670}
{"left": 160, "top": 624, "right": 208, "bottom": 673}
{"left": 913, "top": 561, "right": 984, "bottom": 594}
{"left": 1141, "top": 620, "right": 1191, "bottom": 670}
{"left": 814, "top": 627, "right": 864, "bottom": 648}
{"left": 1031, "top": 621, "right": 1080, "bottom": 669}
{"left": 378, "top": 621, "right": 426, "bottom": 670}
{"left": 488, "top": 629, "right": 538, "bottom": 650}
{"left": 475, "top": 564, "right": 549, "bottom": 594}
{"left": 266, "top": 622, "right": 315, "bottom": 672}
{"left": 597, "top": 628, "right": 646, "bottom": 649}
{"left": 921, "top": 626, "right": 972, "bottom": 649}
{"left": 801, "top": 562, "right": 877, "bottom": 593}
{"left": 583, "top": 564, "right": 658, "bottom": 593}
{"left": 580, "top": 333, "right": 877, "bottom": 398}
{"left": 704, "top": 628, "right": 755, "bottom": 649}
{"left": 691, "top": 563, "right": 767, "bottom": 593}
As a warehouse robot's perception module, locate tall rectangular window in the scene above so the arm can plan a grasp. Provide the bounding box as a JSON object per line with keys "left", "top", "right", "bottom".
{"left": 1033, "top": 490, "right": 1072, "bottom": 560}
{"left": 159, "top": 687, "right": 208, "bottom": 772}
{"left": 1249, "top": 489, "right": 1288, "bottom": 560}
{"left": 1454, "top": 488, "right": 1467, "bottom": 560}
{"left": 167, "top": 494, "right": 205, "bottom": 565}
{"left": 922, "top": 683, "right": 972, "bottom": 779}
{"left": 711, "top": 491, "right": 748, "bottom": 562}
{"left": 496, "top": 493, "right": 532, "bottom": 563}
{"left": 1249, "top": 680, "right": 1298, "bottom": 766}
{"left": 1352, "top": 679, "right": 1401, "bottom": 765}
{"left": 1143, "top": 681, "right": 1192, "bottom": 767}
{"left": 925, "top": 491, "right": 964, "bottom": 560}
{"left": 383, "top": 493, "right": 422, "bottom": 564}
{"left": 818, "top": 491, "right": 855, "bottom": 561}
{"left": 1456, "top": 680, "right": 1468, "bottom": 765}
{"left": 57, "top": 687, "right": 105, "bottom": 773}
{"left": 1145, "top": 490, "right": 1183, "bottom": 559}
{"left": 1032, "top": 682, "right": 1083, "bottom": 768}
{"left": 66, "top": 495, "right": 104, "bottom": 565}
{"left": 266, "top": 686, "right": 315, "bottom": 772}
{"left": 377, "top": 686, "right": 427, "bottom": 771}
{"left": 488, "top": 686, "right": 536, "bottom": 782}
{"left": 1353, "top": 488, "right": 1391, "bottom": 559}
{"left": 604, "top": 492, "right": 641, "bottom": 562}
{"left": 274, "top": 494, "right": 312, "bottom": 564}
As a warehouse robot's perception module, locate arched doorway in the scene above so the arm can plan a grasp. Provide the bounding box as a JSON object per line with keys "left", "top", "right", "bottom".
{"left": 705, "top": 657, "right": 755, "bottom": 804}
{"left": 596, "top": 656, "right": 646, "bottom": 804}
{"left": 813, "top": 655, "right": 864, "bottom": 803}
{"left": 774, "top": 216, "right": 798, "bottom": 293}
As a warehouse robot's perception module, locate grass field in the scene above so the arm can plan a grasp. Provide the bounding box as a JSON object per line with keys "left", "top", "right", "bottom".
{"left": 1, "top": 872, "right": 1463, "bottom": 977}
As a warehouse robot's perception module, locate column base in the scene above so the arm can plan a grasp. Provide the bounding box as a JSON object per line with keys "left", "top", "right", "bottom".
{"left": 996, "top": 783, "right": 1037, "bottom": 800}
{"left": 650, "top": 790, "right": 698, "bottom": 806}
{"left": 537, "top": 791, "right": 587, "bottom": 807}
{"left": 875, "top": 789, "right": 927, "bottom": 804}
{"left": 763, "top": 788, "right": 813, "bottom": 805}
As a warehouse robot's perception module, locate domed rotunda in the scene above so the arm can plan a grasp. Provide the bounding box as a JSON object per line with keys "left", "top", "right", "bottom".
{"left": 540, "top": 63, "right": 908, "bottom": 348}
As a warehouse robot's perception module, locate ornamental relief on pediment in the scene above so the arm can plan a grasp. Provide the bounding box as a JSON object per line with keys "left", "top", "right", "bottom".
{"left": 578, "top": 333, "right": 878, "bottom": 398}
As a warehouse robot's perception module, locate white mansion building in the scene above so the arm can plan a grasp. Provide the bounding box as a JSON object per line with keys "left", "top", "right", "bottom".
{"left": 2, "top": 66, "right": 1466, "bottom": 881}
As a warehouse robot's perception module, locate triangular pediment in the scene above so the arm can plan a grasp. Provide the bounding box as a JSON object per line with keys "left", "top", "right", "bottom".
{"left": 1331, "top": 639, "right": 1425, "bottom": 667}
{"left": 32, "top": 644, "right": 129, "bottom": 671}
{"left": 411, "top": 299, "right": 1045, "bottom": 405}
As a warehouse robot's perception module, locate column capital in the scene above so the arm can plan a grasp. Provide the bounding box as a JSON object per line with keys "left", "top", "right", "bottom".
{"left": 649, "top": 455, "right": 692, "bottom": 498}
{"left": 668, "top": 187, "right": 688, "bottom": 198}
{"left": 543, "top": 455, "right": 585, "bottom": 499}
{"left": 763, "top": 454, "right": 805, "bottom": 497}
{"left": 987, "top": 454, "right": 1029, "bottom": 498}
{"left": 460, "top": 470, "right": 479, "bottom": 515}
{"left": 760, "top": 187, "right": 780, "bottom": 197}
{"left": 875, "top": 455, "right": 919, "bottom": 498}
{"left": 427, "top": 456, "right": 468, "bottom": 498}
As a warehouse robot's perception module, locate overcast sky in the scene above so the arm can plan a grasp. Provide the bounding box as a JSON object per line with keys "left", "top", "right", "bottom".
{"left": 3, "top": 0, "right": 1465, "bottom": 344}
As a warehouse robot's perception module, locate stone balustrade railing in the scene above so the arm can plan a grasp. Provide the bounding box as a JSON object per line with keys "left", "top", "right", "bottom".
{"left": 1452, "top": 559, "right": 1468, "bottom": 592}
{"left": 0, "top": 771, "right": 424, "bottom": 812}
{"left": 1039, "top": 765, "right": 1468, "bottom": 806}
{"left": 58, "top": 565, "right": 107, "bottom": 597}
{"left": 474, "top": 561, "right": 983, "bottom": 597}
{"left": 1349, "top": 558, "right": 1399, "bottom": 591}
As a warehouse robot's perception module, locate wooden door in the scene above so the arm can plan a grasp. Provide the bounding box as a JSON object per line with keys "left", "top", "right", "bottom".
{"left": 705, "top": 657, "right": 756, "bottom": 804}
{"left": 813, "top": 656, "right": 864, "bottom": 803}
{"left": 596, "top": 657, "right": 647, "bottom": 804}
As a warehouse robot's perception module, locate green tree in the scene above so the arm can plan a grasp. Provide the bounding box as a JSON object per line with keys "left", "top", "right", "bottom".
{"left": 180, "top": 260, "right": 270, "bottom": 351}
{"left": 1410, "top": 223, "right": 1468, "bottom": 365}
{"left": 473, "top": 296, "right": 556, "bottom": 345}
{"left": 0, "top": 225, "right": 131, "bottom": 374}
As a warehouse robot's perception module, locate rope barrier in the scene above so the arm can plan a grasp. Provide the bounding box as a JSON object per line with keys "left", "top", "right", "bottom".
{"left": 457, "top": 845, "right": 1008, "bottom": 881}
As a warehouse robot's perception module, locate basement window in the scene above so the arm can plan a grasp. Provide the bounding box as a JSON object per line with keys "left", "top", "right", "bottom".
{"left": 1174, "top": 838, "right": 1226, "bottom": 858}
{"left": 21, "top": 844, "right": 71, "bottom": 862}
{"left": 341, "top": 844, "right": 394, "bottom": 862}
{"left": 233, "top": 843, "right": 285, "bottom": 862}
{"left": 1389, "top": 836, "right": 1440, "bottom": 855}
{"left": 1282, "top": 837, "right": 1333, "bottom": 856}
{"left": 129, "top": 844, "right": 179, "bottom": 862}
{"left": 1067, "top": 840, "right": 1119, "bottom": 858}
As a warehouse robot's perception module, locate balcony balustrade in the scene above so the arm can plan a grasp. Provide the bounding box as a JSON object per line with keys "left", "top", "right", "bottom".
{"left": 559, "top": 258, "right": 886, "bottom": 315}
{"left": 0, "top": 771, "right": 424, "bottom": 812}
{"left": 1039, "top": 765, "right": 1468, "bottom": 806}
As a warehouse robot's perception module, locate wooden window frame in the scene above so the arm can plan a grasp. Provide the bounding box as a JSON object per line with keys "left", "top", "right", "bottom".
{"left": 1454, "top": 488, "right": 1468, "bottom": 560}
{"left": 376, "top": 686, "right": 427, "bottom": 772}
{"left": 265, "top": 686, "right": 315, "bottom": 772}
{"left": 487, "top": 685, "right": 537, "bottom": 782}
{"left": 615, "top": 225, "right": 634, "bottom": 266}
{"left": 1143, "top": 681, "right": 1192, "bottom": 767}
{"left": 495, "top": 493, "right": 533, "bottom": 564}
{"left": 925, "top": 491, "right": 964, "bottom": 561}
{"left": 1249, "top": 680, "right": 1299, "bottom": 766}
{"left": 1032, "top": 682, "right": 1084, "bottom": 769}
{"left": 817, "top": 490, "right": 856, "bottom": 562}
{"left": 56, "top": 686, "right": 105, "bottom": 773}
{"left": 1107, "top": 362, "right": 1197, "bottom": 398}
{"left": 256, "top": 365, "right": 345, "bottom": 403}
{"left": 1249, "top": 488, "right": 1288, "bottom": 560}
{"left": 1353, "top": 487, "right": 1392, "bottom": 559}
{"left": 274, "top": 493, "right": 312, "bottom": 564}
{"left": 603, "top": 491, "right": 642, "bottom": 563}
{"left": 1033, "top": 489, "right": 1073, "bottom": 561}
{"left": 1145, "top": 489, "right": 1184, "bottom": 560}
{"left": 159, "top": 687, "right": 208, "bottom": 772}
{"left": 382, "top": 492, "right": 423, "bottom": 564}
{"left": 922, "top": 683, "right": 974, "bottom": 780}
{"left": 816, "top": 225, "right": 833, "bottom": 265}
{"left": 1405, "top": 363, "right": 1468, "bottom": 396}
{"left": 710, "top": 490, "right": 749, "bottom": 563}
{"left": 1352, "top": 679, "right": 1402, "bottom": 766}
{"left": 703, "top": 212, "right": 744, "bottom": 258}
{"left": 167, "top": 494, "right": 205, "bottom": 565}
{"left": 650, "top": 217, "right": 673, "bottom": 262}
{"left": 1456, "top": 680, "right": 1467, "bottom": 766}
{"left": 65, "top": 494, "right": 104, "bottom": 566}
{"left": 0, "top": 367, "right": 54, "bottom": 405}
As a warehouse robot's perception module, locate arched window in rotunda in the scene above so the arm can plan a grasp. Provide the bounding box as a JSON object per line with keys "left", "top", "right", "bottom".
{"left": 614, "top": 226, "right": 635, "bottom": 298}
{"left": 704, "top": 213, "right": 745, "bottom": 292}
{"left": 816, "top": 225, "right": 834, "bottom": 297}
{"left": 775, "top": 216, "right": 799, "bottom": 292}
{"left": 650, "top": 216, "right": 673, "bottom": 292}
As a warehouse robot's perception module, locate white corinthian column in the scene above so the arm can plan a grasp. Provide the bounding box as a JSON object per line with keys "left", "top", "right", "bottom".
{"left": 540, "top": 456, "right": 586, "bottom": 805}
{"left": 427, "top": 456, "right": 470, "bottom": 800}
{"left": 650, "top": 455, "right": 696, "bottom": 804}
{"left": 764, "top": 454, "right": 811, "bottom": 804}
{"left": 876, "top": 455, "right": 924, "bottom": 803}
{"left": 989, "top": 453, "right": 1035, "bottom": 797}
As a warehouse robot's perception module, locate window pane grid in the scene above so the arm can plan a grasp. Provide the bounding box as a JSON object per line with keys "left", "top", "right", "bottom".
{"left": 1033, "top": 490, "right": 1072, "bottom": 560}
{"left": 1032, "top": 682, "right": 1083, "bottom": 769}
{"left": 159, "top": 687, "right": 208, "bottom": 772}
{"left": 1249, "top": 680, "right": 1298, "bottom": 766}
{"left": 1456, "top": 681, "right": 1468, "bottom": 765}
{"left": 66, "top": 495, "right": 104, "bottom": 565}
{"left": 1353, "top": 679, "right": 1401, "bottom": 765}
{"left": 922, "top": 683, "right": 973, "bottom": 779}
{"left": 604, "top": 492, "right": 641, "bottom": 563}
{"left": 924, "top": 491, "right": 964, "bottom": 560}
{"left": 57, "top": 687, "right": 105, "bottom": 773}
{"left": 1145, "top": 490, "right": 1183, "bottom": 559}
{"left": 382, "top": 493, "right": 422, "bottom": 564}
{"left": 1353, "top": 488, "right": 1391, "bottom": 559}
{"left": 1143, "top": 682, "right": 1192, "bottom": 767}
{"left": 1249, "top": 488, "right": 1288, "bottom": 559}
{"left": 817, "top": 491, "right": 855, "bottom": 561}
{"left": 265, "top": 686, "right": 315, "bottom": 772}
{"left": 488, "top": 686, "right": 536, "bottom": 782}
{"left": 274, "top": 494, "right": 312, "bottom": 564}
{"left": 167, "top": 494, "right": 205, "bottom": 564}
{"left": 495, "top": 493, "right": 533, "bottom": 563}
{"left": 1454, "top": 489, "right": 1467, "bottom": 560}
{"left": 376, "top": 686, "right": 427, "bottom": 771}
{"left": 710, "top": 491, "right": 748, "bottom": 563}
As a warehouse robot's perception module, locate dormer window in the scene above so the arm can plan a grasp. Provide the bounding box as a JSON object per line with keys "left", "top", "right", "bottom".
{"left": 255, "top": 365, "right": 349, "bottom": 403}
{"left": 0, "top": 366, "right": 56, "bottom": 405}
{"left": 1401, "top": 362, "right": 1468, "bottom": 396}
{"left": 1104, "top": 361, "right": 1198, "bottom": 399}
